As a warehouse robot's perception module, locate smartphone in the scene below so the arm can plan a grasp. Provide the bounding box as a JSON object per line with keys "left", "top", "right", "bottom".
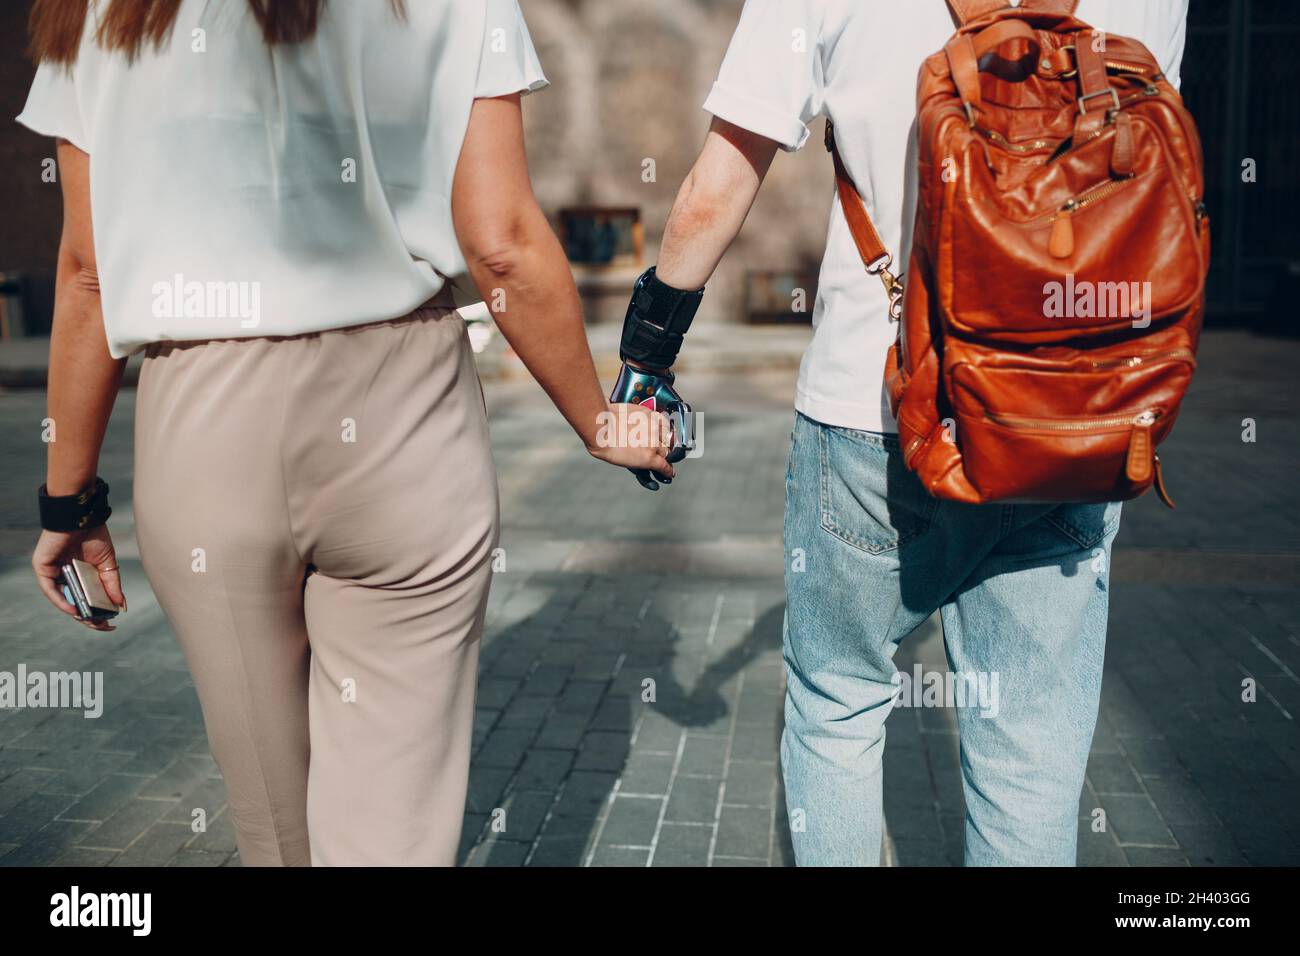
{"left": 58, "top": 558, "right": 119, "bottom": 622}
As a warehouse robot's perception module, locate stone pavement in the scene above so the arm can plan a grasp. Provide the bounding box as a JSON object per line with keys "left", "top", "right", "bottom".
{"left": 0, "top": 328, "right": 1297, "bottom": 866}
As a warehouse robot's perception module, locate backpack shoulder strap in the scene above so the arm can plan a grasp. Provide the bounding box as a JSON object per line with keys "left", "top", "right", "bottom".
{"left": 950, "top": 0, "right": 1080, "bottom": 20}
{"left": 1019, "top": 0, "right": 1081, "bottom": 14}
{"left": 946, "top": 0, "right": 1004, "bottom": 24}
{"left": 825, "top": 121, "right": 904, "bottom": 320}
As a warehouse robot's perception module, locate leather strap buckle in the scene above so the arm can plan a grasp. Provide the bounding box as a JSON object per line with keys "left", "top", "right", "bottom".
{"left": 1078, "top": 87, "right": 1120, "bottom": 115}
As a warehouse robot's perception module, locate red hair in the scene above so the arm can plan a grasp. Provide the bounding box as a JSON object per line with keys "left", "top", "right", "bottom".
{"left": 29, "top": 0, "right": 405, "bottom": 65}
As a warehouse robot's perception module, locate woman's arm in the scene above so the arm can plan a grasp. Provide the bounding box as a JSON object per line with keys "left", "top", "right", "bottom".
{"left": 45, "top": 142, "right": 125, "bottom": 493}
{"left": 451, "top": 94, "right": 673, "bottom": 477}
{"left": 32, "top": 140, "right": 127, "bottom": 626}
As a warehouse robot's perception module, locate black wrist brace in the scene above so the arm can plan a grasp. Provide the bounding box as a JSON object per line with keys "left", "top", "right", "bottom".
{"left": 39, "top": 477, "right": 112, "bottom": 532}
{"left": 619, "top": 267, "right": 704, "bottom": 370}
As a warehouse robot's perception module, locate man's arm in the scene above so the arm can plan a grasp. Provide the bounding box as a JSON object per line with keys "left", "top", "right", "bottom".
{"left": 608, "top": 117, "right": 780, "bottom": 490}
{"left": 653, "top": 118, "right": 781, "bottom": 297}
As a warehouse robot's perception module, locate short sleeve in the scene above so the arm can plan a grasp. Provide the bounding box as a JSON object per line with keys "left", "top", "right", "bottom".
{"left": 16, "top": 60, "right": 90, "bottom": 153}
{"left": 1159, "top": 0, "right": 1189, "bottom": 91}
{"left": 703, "top": 0, "right": 826, "bottom": 152}
{"left": 474, "top": 0, "right": 549, "bottom": 99}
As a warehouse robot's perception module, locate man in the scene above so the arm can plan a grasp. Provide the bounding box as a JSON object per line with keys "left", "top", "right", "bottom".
{"left": 618, "top": 0, "right": 1190, "bottom": 865}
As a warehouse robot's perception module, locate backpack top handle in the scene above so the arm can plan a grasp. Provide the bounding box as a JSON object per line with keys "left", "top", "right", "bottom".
{"left": 946, "top": 0, "right": 1079, "bottom": 25}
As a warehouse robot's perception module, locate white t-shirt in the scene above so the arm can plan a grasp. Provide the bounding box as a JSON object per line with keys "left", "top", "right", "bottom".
{"left": 704, "top": 0, "right": 1190, "bottom": 433}
{"left": 17, "top": 0, "right": 547, "bottom": 358}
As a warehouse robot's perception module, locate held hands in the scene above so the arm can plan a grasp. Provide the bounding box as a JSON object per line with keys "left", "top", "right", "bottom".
{"left": 601, "top": 362, "right": 695, "bottom": 491}
{"left": 586, "top": 401, "right": 676, "bottom": 486}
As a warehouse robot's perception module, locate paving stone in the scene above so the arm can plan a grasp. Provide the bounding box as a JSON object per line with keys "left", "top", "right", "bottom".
{"left": 616, "top": 753, "right": 674, "bottom": 796}
{"left": 723, "top": 761, "right": 778, "bottom": 808}
{"left": 0, "top": 779, "right": 79, "bottom": 842}
{"left": 714, "top": 804, "right": 770, "bottom": 860}
{"left": 598, "top": 795, "right": 662, "bottom": 847}
{"left": 464, "top": 839, "right": 530, "bottom": 867}
{"left": 476, "top": 678, "right": 520, "bottom": 710}
{"left": 663, "top": 775, "right": 722, "bottom": 825}
{"left": 535, "top": 711, "right": 589, "bottom": 750}
{"left": 75, "top": 797, "right": 171, "bottom": 851}
{"left": 589, "top": 845, "right": 649, "bottom": 867}
{"left": 520, "top": 665, "right": 571, "bottom": 697}
{"left": 495, "top": 789, "right": 555, "bottom": 844}
{"left": 514, "top": 749, "right": 574, "bottom": 791}
{"left": 527, "top": 835, "right": 591, "bottom": 866}
{"left": 137, "top": 755, "right": 213, "bottom": 801}
{"left": 556, "top": 681, "right": 607, "bottom": 717}
{"left": 466, "top": 767, "right": 512, "bottom": 816}
{"left": 889, "top": 839, "right": 953, "bottom": 867}
{"left": 1, "top": 819, "right": 95, "bottom": 867}
{"left": 1100, "top": 794, "right": 1177, "bottom": 848}
{"left": 1140, "top": 775, "right": 1221, "bottom": 827}
{"left": 168, "top": 850, "right": 230, "bottom": 867}
{"left": 1076, "top": 825, "right": 1129, "bottom": 866}
{"left": 651, "top": 822, "right": 713, "bottom": 867}
{"left": 1168, "top": 823, "right": 1247, "bottom": 866}
{"left": 109, "top": 821, "right": 195, "bottom": 866}
{"left": 728, "top": 722, "right": 780, "bottom": 762}
{"left": 574, "top": 731, "right": 630, "bottom": 772}
{"left": 1123, "top": 846, "right": 1190, "bottom": 866}
{"left": 475, "top": 728, "right": 535, "bottom": 770}
{"left": 632, "top": 711, "right": 684, "bottom": 753}
{"left": 678, "top": 734, "right": 728, "bottom": 777}
{"left": 1086, "top": 751, "right": 1145, "bottom": 795}
{"left": 50, "top": 847, "right": 118, "bottom": 867}
{"left": 57, "top": 773, "right": 149, "bottom": 823}
{"left": 498, "top": 695, "right": 552, "bottom": 733}
{"left": 0, "top": 768, "right": 60, "bottom": 816}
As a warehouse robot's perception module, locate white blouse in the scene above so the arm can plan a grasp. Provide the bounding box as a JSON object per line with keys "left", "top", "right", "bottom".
{"left": 17, "top": 0, "right": 548, "bottom": 357}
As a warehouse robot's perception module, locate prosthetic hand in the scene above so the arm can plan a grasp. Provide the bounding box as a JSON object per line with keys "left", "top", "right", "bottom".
{"left": 609, "top": 363, "right": 695, "bottom": 490}
{"left": 612, "top": 267, "right": 704, "bottom": 491}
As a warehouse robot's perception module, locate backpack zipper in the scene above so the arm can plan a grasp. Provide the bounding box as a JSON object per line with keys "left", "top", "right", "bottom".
{"left": 975, "top": 126, "right": 1055, "bottom": 153}
{"left": 1041, "top": 177, "right": 1137, "bottom": 257}
{"left": 983, "top": 408, "right": 1162, "bottom": 432}
{"left": 1090, "top": 347, "right": 1196, "bottom": 371}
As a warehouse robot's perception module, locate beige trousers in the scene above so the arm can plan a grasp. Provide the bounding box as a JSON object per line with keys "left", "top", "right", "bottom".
{"left": 133, "top": 306, "right": 499, "bottom": 866}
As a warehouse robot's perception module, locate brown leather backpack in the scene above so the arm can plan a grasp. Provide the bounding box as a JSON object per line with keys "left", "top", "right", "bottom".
{"left": 829, "top": 0, "right": 1208, "bottom": 507}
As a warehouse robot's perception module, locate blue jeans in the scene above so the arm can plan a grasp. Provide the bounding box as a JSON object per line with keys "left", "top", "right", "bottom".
{"left": 781, "top": 412, "right": 1121, "bottom": 866}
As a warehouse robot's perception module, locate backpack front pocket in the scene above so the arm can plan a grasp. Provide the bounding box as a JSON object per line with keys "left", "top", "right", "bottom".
{"left": 947, "top": 347, "right": 1194, "bottom": 501}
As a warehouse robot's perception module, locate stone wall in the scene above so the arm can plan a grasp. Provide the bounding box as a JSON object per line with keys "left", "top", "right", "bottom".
{"left": 519, "top": 0, "right": 832, "bottom": 324}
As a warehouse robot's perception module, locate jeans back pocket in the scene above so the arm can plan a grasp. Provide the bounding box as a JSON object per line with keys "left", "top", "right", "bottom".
{"left": 818, "top": 424, "right": 938, "bottom": 555}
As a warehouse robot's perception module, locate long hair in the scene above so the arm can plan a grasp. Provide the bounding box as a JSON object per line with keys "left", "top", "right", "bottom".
{"left": 29, "top": 0, "right": 405, "bottom": 65}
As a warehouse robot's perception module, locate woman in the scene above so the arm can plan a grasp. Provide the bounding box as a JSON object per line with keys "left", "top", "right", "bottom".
{"left": 21, "top": 0, "right": 672, "bottom": 866}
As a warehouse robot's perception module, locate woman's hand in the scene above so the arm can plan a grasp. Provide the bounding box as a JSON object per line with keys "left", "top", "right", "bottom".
{"left": 32, "top": 525, "right": 126, "bottom": 632}
{"left": 586, "top": 402, "right": 676, "bottom": 480}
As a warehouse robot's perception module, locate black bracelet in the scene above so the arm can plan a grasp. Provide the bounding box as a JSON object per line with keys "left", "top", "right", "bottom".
{"left": 38, "top": 477, "right": 112, "bottom": 532}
